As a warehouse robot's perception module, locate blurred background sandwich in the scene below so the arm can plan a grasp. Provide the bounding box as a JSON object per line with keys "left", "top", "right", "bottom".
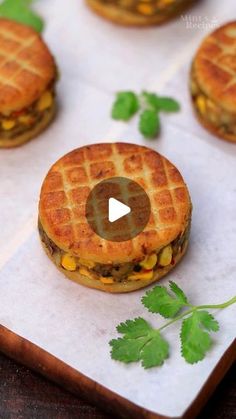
{"left": 0, "top": 19, "right": 57, "bottom": 148}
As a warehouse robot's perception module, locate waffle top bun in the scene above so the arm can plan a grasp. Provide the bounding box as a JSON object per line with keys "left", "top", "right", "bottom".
{"left": 39, "top": 143, "right": 191, "bottom": 264}
{"left": 0, "top": 19, "right": 56, "bottom": 115}
{"left": 193, "top": 21, "right": 236, "bottom": 113}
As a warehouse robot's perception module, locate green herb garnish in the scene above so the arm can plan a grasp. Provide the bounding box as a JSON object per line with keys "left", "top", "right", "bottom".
{"left": 142, "top": 92, "right": 180, "bottom": 112}
{"left": 109, "top": 281, "right": 236, "bottom": 369}
{"left": 0, "top": 0, "right": 44, "bottom": 33}
{"left": 139, "top": 109, "right": 160, "bottom": 138}
{"left": 111, "top": 90, "right": 180, "bottom": 139}
{"left": 112, "top": 91, "right": 139, "bottom": 121}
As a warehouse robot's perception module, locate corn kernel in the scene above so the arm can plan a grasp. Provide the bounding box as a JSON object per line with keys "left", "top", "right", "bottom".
{"left": 2, "top": 119, "right": 16, "bottom": 130}
{"left": 18, "top": 115, "right": 34, "bottom": 125}
{"left": 79, "top": 267, "right": 96, "bottom": 279}
{"left": 159, "top": 245, "right": 172, "bottom": 267}
{"left": 137, "top": 4, "right": 155, "bottom": 15}
{"left": 79, "top": 267, "right": 94, "bottom": 278}
{"left": 61, "top": 253, "right": 77, "bottom": 271}
{"left": 37, "top": 91, "right": 53, "bottom": 111}
{"left": 196, "top": 95, "right": 206, "bottom": 115}
{"left": 128, "top": 270, "right": 154, "bottom": 281}
{"left": 140, "top": 253, "right": 157, "bottom": 270}
{"left": 100, "top": 277, "right": 114, "bottom": 284}
{"left": 79, "top": 258, "right": 95, "bottom": 268}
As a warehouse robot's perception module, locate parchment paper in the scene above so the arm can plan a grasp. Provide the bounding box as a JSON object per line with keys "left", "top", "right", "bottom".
{"left": 0, "top": 0, "right": 236, "bottom": 417}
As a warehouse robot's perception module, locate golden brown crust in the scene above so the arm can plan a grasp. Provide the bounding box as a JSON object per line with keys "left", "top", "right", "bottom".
{"left": 0, "top": 19, "right": 56, "bottom": 115}
{"left": 193, "top": 21, "right": 236, "bottom": 114}
{"left": 40, "top": 234, "right": 189, "bottom": 293}
{"left": 192, "top": 97, "right": 236, "bottom": 143}
{"left": 0, "top": 103, "right": 56, "bottom": 148}
{"left": 39, "top": 143, "right": 191, "bottom": 264}
{"left": 86, "top": 0, "right": 194, "bottom": 26}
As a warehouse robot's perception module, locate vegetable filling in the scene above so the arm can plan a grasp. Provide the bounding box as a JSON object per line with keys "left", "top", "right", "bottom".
{"left": 95, "top": 0, "right": 181, "bottom": 17}
{"left": 191, "top": 66, "right": 236, "bottom": 136}
{"left": 0, "top": 88, "right": 55, "bottom": 139}
{"left": 38, "top": 219, "right": 190, "bottom": 285}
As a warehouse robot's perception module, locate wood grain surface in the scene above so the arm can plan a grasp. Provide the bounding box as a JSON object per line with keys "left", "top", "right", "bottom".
{"left": 0, "top": 325, "right": 235, "bottom": 419}
{"left": 1, "top": 352, "right": 234, "bottom": 419}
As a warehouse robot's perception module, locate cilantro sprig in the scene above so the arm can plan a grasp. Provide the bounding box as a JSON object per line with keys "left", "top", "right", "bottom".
{"left": 109, "top": 281, "right": 236, "bottom": 369}
{"left": 111, "top": 90, "right": 180, "bottom": 139}
{"left": 0, "top": 0, "right": 44, "bottom": 32}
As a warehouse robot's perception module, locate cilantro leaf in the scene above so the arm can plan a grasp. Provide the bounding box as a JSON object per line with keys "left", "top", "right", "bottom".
{"left": 110, "top": 336, "right": 149, "bottom": 363}
{"left": 141, "top": 91, "right": 180, "bottom": 113}
{"left": 195, "top": 311, "right": 219, "bottom": 332}
{"left": 142, "top": 282, "right": 187, "bottom": 318}
{"left": 0, "top": 0, "right": 44, "bottom": 33}
{"left": 117, "top": 317, "right": 152, "bottom": 338}
{"left": 169, "top": 281, "right": 189, "bottom": 304}
{"left": 111, "top": 91, "right": 139, "bottom": 121}
{"left": 180, "top": 310, "right": 219, "bottom": 364}
{"left": 154, "top": 97, "right": 180, "bottom": 112}
{"left": 139, "top": 109, "right": 160, "bottom": 138}
{"left": 110, "top": 317, "right": 169, "bottom": 368}
{"left": 141, "top": 91, "right": 160, "bottom": 111}
{"left": 141, "top": 333, "right": 169, "bottom": 368}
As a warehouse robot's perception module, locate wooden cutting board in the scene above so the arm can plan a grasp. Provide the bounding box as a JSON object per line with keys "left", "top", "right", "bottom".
{"left": 0, "top": 325, "right": 235, "bottom": 419}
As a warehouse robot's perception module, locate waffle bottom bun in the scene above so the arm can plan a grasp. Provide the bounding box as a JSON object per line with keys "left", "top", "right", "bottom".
{"left": 0, "top": 103, "right": 56, "bottom": 148}
{"left": 40, "top": 234, "right": 189, "bottom": 293}
{"left": 86, "top": 0, "right": 194, "bottom": 26}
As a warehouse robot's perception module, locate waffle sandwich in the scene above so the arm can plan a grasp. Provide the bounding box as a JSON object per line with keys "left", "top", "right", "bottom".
{"left": 38, "top": 143, "right": 192, "bottom": 293}
{"left": 86, "top": 0, "right": 194, "bottom": 26}
{"left": 190, "top": 22, "right": 236, "bottom": 143}
{"left": 0, "top": 19, "right": 57, "bottom": 148}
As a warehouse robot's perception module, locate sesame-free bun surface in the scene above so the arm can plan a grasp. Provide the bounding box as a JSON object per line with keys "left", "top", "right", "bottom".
{"left": 40, "top": 235, "right": 189, "bottom": 293}
{"left": 0, "top": 103, "right": 56, "bottom": 148}
{"left": 39, "top": 143, "right": 191, "bottom": 265}
{"left": 0, "top": 19, "right": 56, "bottom": 115}
{"left": 193, "top": 21, "right": 236, "bottom": 114}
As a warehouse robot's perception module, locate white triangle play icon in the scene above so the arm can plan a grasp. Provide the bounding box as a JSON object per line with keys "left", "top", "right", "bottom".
{"left": 108, "top": 198, "right": 131, "bottom": 223}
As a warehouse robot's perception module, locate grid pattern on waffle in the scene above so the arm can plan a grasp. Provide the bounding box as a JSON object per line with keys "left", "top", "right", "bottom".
{"left": 97, "top": 0, "right": 183, "bottom": 16}
{"left": 0, "top": 20, "right": 55, "bottom": 113}
{"left": 195, "top": 22, "right": 236, "bottom": 108}
{"left": 39, "top": 144, "right": 190, "bottom": 262}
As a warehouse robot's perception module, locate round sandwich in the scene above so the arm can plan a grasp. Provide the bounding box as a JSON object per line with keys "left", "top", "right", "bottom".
{"left": 190, "top": 21, "right": 236, "bottom": 143}
{"left": 86, "top": 0, "right": 194, "bottom": 26}
{"left": 38, "top": 142, "right": 192, "bottom": 293}
{"left": 0, "top": 19, "right": 57, "bottom": 148}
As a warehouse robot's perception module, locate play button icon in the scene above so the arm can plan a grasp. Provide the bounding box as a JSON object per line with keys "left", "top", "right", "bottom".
{"left": 108, "top": 198, "right": 131, "bottom": 223}
{"left": 86, "top": 176, "right": 151, "bottom": 242}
